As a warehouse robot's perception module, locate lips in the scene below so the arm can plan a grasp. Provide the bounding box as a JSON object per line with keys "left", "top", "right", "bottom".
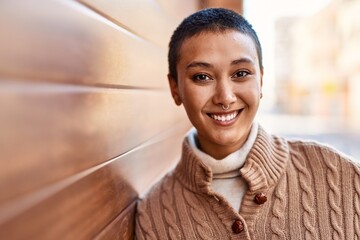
{"left": 207, "top": 109, "right": 242, "bottom": 123}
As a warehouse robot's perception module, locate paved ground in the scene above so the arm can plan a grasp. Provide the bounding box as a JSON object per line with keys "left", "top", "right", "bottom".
{"left": 256, "top": 113, "right": 360, "bottom": 162}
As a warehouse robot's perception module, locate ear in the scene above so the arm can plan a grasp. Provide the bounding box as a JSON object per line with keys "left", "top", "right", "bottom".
{"left": 167, "top": 74, "right": 182, "bottom": 106}
{"left": 260, "top": 68, "right": 264, "bottom": 99}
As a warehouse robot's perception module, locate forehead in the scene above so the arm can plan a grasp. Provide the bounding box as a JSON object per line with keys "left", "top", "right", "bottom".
{"left": 177, "top": 30, "right": 259, "bottom": 66}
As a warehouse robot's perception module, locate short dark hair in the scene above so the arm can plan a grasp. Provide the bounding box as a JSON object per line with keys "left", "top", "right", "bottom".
{"left": 168, "top": 8, "right": 263, "bottom": 81}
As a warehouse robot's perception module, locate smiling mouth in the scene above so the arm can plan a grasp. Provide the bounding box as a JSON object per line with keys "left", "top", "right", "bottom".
{"left": 207, "top": 109, "right": 242, "bottom": 122}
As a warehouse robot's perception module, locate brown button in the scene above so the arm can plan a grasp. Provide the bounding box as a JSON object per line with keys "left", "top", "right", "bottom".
{"left": 254, "top": 192, "right": 267, "bottom": 204}
{"left": 231, "top": 219, "right": 244, "bottom": 234}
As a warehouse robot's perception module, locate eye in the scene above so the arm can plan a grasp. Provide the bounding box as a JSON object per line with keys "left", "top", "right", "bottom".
{"left": 233, "top": 70, "right": 249, "bottom": 79}
{"left": 192, "top": 73, "right": 212, "bottom": 82}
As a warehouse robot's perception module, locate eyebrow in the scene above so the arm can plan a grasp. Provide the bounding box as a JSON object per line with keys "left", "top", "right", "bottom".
{"left": 231, "top": 57, "right": 254, "bottom": 65}
{"left": 186, "top": 61, "right": 213, "bottom": 70}
{"left": 186, "top": 57, "right": 255, "bottom": 70}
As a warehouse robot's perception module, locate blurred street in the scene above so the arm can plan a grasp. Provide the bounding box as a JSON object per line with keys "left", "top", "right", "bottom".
{"left": 246, "top": 0, "right": 360, "bottom": 165}
{"left": 257, "top": 113, "right": 360, "bottom": 162}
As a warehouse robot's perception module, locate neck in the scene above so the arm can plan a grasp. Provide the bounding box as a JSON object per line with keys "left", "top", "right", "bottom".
{"left": 199, "top": 141, "right": 246, "bottom": 160}
{"left": 197, "top": 127, "right": 253, "bottom": 160}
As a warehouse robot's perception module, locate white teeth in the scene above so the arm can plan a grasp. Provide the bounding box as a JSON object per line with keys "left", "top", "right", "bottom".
{"left": 211, "top": 111, "right": 238, "bottom": 122}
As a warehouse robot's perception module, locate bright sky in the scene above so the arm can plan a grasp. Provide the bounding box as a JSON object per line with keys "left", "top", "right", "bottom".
{"left": 244, "top": 0, "right": 331, "bottom": 111}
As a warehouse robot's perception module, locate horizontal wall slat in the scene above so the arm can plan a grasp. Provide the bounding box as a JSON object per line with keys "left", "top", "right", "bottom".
{"left": 95, "top": 201, "right": 136, "bottom": 240}
{"left": 78, "top": 0, "right": 199, "bottom": 47}
{"left": 0, "top": 124, "right": 187, "bottom": 240}
{"left": 0, "top": 0, "right": 167, "bottom": 88}
{"left": 0, "top": 81, "right": 188, "bottom": 206}
{"left": 78, "top": 0, "right": 176, "bottom": 47}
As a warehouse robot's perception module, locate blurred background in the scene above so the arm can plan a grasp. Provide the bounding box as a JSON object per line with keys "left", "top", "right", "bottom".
{"left": 244, "top": 0, "right": 360, "bottom": 160}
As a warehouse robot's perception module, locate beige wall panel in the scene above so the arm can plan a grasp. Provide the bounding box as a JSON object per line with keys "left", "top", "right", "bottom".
{"left": 94, "top": 200, "right": 136, "bottom": 240}
{"left": 0, "top": 80, "right": 188, "bottom": 206}
{"left": 200, "top": 0, "right": 243, "bottom": 14}
{"left": 0, "top": 0, "right": 168, "bottom": 88}
{"left": 78, "top": 0, "right": 176, "bottom": 47}
{"left": 0, "top": 124, "right": 187, "bottom": 240}
{"left": 155, "top": 0, "right": 200, "bottom": 24}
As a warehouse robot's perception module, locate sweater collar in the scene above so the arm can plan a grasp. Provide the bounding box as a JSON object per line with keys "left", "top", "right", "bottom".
{"left": 174, "top": 125, "right": 290, "bottom": 194}
{"left": 185, "top": 122, "right": 258, "bottom": 178}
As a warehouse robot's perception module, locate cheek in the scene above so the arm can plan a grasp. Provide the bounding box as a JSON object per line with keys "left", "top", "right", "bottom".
{"left": 179, "top": 85, "right": 197, "bottom": 112}
{"left": 238, "top": 81, "right": 261, "bottom": 98}
{"left": 236, "top": 87, "right": 261, "bottom": 110}
{"left": 181, "top": 84, "right": 210, "bottom": 107}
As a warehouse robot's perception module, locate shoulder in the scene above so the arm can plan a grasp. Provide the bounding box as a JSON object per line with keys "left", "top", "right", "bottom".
{"left": 136, "top": 171, "right": 179, "bottom": 220}
{"left": 137, "top": 172, "right": 175, "bottom": 207}
{"left": 135, "top": 172, "right": 180, "bottom": 239}
{"left": 286, "top": 138, "right": 360, "bottom": 171}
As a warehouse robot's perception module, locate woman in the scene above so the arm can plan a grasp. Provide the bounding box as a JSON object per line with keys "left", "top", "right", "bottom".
{"left": 136, "top": 8, "right": 360, "bottom": 239}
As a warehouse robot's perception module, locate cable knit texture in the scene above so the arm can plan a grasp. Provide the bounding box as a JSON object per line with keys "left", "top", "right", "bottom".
{"left": 136, "top": 125, "right": 360, "bottom": 239}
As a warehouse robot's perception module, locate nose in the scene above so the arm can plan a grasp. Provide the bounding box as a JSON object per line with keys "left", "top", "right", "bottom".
{"left": 212, "top": 80, "right": 236, "bottom": 108}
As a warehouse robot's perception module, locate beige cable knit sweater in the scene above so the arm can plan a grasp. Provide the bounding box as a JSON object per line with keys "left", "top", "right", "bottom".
{"left": 136, "top": 126, "right": 360, "bottom": 239}
{"left": 186, "top": 123, "right": 258, "bottom": 210}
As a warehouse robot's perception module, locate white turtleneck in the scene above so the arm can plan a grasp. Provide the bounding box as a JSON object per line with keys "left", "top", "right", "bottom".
{"left": 186, "top": 122, "right": 258, "bottom": 211}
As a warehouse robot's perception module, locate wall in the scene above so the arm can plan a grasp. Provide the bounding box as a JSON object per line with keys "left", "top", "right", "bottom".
{"left": 0, "top": 0, "right": 196, "bottom": 239}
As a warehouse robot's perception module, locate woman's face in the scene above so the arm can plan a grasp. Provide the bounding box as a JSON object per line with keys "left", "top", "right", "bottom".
{"left": 169, "top": 30, "right": 263, "bottom": 159}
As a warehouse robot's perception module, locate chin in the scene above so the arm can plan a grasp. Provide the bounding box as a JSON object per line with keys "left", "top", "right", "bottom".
{"left": 213, "top": 134, "right": 242, "bottom": 147}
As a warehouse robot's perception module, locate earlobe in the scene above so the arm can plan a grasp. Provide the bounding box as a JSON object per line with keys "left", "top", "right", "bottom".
{"left": 167, "top": 74, "right": 182, "bottom": 106}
